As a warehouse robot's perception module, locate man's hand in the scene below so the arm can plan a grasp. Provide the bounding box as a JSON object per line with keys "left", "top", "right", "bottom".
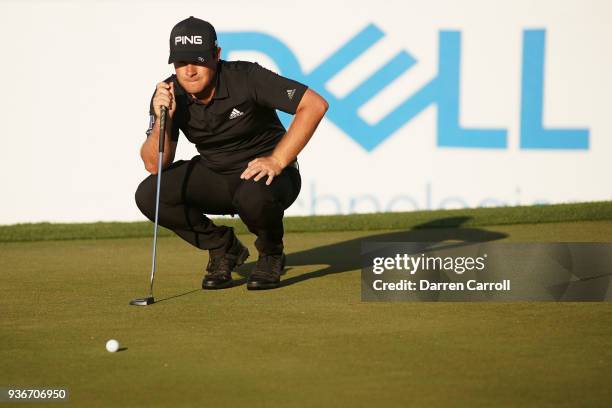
{"left": 240, "top": 156, "right": 285, "bottom": 185}
{"left": 153, "top": 81, "right": 176, "bottom": 119}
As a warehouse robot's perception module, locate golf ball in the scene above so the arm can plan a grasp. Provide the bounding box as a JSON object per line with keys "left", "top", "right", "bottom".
{"left": 105, "top": 339, "right": 119, "bottom": 353}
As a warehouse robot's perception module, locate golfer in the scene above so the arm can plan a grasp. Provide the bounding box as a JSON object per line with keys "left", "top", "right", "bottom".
{"left": 135, "top": 17, "right": 328, "bottom": 290}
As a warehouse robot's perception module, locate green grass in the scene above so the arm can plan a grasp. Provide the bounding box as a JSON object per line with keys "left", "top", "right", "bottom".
{"left": 1, "top": 201, "right": 611, "bottom": 242}
{"left": 1, "top": 219, "right": 611, "bottom": 407}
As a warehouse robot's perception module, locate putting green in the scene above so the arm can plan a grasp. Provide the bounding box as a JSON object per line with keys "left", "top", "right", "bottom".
{"left": 1, "top": 221, "right": 611, "bottom": 407}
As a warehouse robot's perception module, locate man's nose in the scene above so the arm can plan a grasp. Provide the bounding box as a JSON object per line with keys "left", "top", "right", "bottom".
{"left": 185, "top": 64, "right": 197, "bottom": 76}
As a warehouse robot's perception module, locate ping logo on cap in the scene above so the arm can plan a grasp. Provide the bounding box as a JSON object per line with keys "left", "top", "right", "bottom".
{"left": 175, "top": 35, "right": 203, "bottom": 45}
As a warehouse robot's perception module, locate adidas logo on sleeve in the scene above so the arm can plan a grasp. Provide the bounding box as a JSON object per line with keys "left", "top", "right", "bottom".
{"left": 286, "top": 89, "right": 296, "bottom": 100}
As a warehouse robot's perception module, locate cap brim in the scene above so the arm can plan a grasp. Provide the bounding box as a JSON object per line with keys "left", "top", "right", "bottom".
{"left": 168, "top": 49, "right": 216, "bottom": 66}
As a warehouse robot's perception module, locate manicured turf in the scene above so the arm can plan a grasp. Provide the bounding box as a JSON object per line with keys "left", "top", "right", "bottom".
{"left": 1, "top": 201, "right": 612, "bottom": 242}
{"left": 1, "top": 220, "right": 611, "bottom": 407}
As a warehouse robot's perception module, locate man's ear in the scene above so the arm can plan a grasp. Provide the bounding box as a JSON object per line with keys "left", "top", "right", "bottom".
{"left": 216, "top": 47, "right": 222, "bottom": 61}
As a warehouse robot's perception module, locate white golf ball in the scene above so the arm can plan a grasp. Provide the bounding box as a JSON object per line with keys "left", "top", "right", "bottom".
{"left": 105, "top": 339, "right": 119, "bottom": 353}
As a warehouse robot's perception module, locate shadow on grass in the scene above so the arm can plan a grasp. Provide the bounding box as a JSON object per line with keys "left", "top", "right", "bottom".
{"left": 153, "top": 289, "right": 201, "bottom": 304}
{"left": 235, "top": 216, "right": 508, "bottom": 288}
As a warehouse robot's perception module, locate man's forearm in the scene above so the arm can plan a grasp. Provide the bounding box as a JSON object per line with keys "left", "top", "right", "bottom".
{"left": 271, "top": 99, "right": 328, "bottom": 168}
{"left": 140, "top": 118, "right": 175, "bottom": 174}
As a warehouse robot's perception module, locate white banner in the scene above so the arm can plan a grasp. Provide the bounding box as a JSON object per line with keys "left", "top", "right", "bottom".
{"left": 1, "top": 0, "right": 610, "bottom": 223}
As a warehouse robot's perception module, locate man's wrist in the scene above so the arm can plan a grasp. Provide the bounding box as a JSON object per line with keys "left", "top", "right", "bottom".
{"left": 270, "top": 154, "right": 289, "bottom": 169}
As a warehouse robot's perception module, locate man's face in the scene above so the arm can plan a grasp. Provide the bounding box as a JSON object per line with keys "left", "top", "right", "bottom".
{"left": 173, "top": 48, "right": 221, "bottom": 94}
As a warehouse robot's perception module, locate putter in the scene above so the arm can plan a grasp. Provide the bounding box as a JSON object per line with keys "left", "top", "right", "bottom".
{"left": 130, "top": 105, "right": 168, "bottom": 306}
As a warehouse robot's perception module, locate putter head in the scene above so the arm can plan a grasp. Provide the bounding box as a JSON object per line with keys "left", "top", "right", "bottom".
{"left": 129, "top": 296, "right": 155, "bottom": 306}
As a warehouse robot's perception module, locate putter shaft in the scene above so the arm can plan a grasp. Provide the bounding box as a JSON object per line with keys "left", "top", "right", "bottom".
{"left": 148, "top": 106, "right": 167, "bottom": 297}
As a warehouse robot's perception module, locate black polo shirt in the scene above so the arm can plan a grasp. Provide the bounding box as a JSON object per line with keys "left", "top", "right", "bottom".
{"left": 145, "top": 60, "right": 308, "bottom": 174}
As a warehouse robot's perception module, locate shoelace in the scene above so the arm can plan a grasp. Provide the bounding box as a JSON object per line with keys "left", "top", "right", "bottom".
{"left": 254, "top": 255, "right": 283, "bottom": 277}
{"left": 206, "top": 255, "right": 234, "bottom": 276}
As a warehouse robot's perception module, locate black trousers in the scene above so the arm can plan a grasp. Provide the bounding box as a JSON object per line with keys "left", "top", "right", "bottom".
{"left": 134, "top": 155, "right": 301, "bottom": 255}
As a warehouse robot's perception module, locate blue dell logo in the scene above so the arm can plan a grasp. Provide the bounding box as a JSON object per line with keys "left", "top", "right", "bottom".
{"left": 219, "top": 24, "right": 589, "bottom": 151}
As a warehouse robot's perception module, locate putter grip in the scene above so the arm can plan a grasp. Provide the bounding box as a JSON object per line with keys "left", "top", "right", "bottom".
{"left": 158, "top": 106, "right": 168, "bottom": 153}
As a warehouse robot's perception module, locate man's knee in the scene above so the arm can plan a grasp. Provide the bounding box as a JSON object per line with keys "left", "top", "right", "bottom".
{"left": 135, "top": 176, "right": 156, "bottom": 219}
{"left": 232, "top": 180, "right": 281, "bottom": 219}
